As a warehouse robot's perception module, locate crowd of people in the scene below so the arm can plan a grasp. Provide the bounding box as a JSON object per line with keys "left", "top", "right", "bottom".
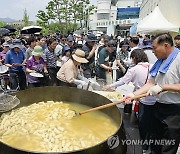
{"left": 0, "top": 32, "right": 123, "bottom": 89}
{"left": 0, "top": 32, "right": 180, "bottom": 154}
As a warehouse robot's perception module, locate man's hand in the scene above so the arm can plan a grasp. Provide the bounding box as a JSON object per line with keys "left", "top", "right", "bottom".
{"left": 147, "top": 85, "right": 163, "bottom": 96}
{"left": 107, "top": 66, "right": 112, "bottom": 71}
{"left": 121, "top": 67, "right": 126, "bottom": 74}
{"left": 122, "top": 93, "right": 135, "bottom": 104}
{"left": 44, "top": 70, "right": 48, "bottom": 74}
{"left": 12, "top": 63, "right": 19, "bottom": 67}
{"left": 102, "top": 85, "right": 111, "bottom": 91}
{"left": 102, "top": 85, "right": 115, "bottom": 91}
{"left": 12, "top": 63, "right": 25, "bottom": 67}
{"left": 92, "top": 45, "right": 97, "bottom": 51}
{"left": 30, "top": 70, "right": 36, "bottom": 73}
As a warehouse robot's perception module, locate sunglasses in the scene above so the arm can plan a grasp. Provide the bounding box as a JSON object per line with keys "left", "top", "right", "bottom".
{"left": 62, "top": 39, "right": 67, "bottom": 41}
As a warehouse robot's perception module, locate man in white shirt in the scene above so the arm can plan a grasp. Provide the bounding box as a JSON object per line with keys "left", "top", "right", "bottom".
{"left": 125, "top": 37, "right": 139, "bottom": 67}
{"left": 124, "top": 33, "right": 180, "bottom": 154}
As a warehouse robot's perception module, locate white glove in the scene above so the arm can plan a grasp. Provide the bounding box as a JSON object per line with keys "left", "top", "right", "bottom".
{"left": 89, "top": 79, "right": 100, "bottom": 89}
{"left": 77, "top": 74, "right": 89, "bottom": 82}
{"left": 74, "top": 79, "right": 86, "bottom": 86}
{"left": 77, "top": 82, "right": 89, "bottom": 89}
{"left": 147, "top": 85, "right": 163, "bottom": 96}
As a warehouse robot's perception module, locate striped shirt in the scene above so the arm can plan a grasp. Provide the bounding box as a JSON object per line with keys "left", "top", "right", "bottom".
{"left": 44, "top": 48, "right": 57, "bottom": 68}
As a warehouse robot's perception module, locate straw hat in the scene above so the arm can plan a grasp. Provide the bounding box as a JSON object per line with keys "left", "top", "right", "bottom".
{"left": 72, "top": 49, "right": 88, "bottom": 63}
{"left": 32, "top": 45, "right": 44, "bottom": 56}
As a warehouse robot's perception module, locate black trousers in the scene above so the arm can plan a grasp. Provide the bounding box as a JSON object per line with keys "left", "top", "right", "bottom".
{"left": 47, "top": 67, "right": 58, "bottom": 86}
{"left": 10, "top": 70, "right": 27, "bottom": 90}
{"left": 95, "top": 65, "right": 106, "bottom": 80}
{"left": 116, "top": 69, "right": 126, "bottom": 81}
{"left": 28, "top": 82, "right": 41, "bottom": 88}
{"left": 57, "top": 80, "right": 76, "bottom": 88}
{"left": 138, "top": 103, "right": 155, "bottom": 150}
{"left": 96, "top": 71, "right": 106, "bottom": 80}
{"left": 151, "top": 102, "right": 180, "bottom": 154}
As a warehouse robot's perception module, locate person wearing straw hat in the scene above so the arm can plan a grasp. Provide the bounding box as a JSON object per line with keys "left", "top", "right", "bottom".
{"left": 26, "top": 45, "right": 48, "bottom": 88}
{"left": 57, "top": 49, "right": 89, "bottom": 88}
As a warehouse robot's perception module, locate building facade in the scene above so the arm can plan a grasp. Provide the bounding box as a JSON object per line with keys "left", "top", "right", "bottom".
{"left": 89, "top": 0, "right": 142, "bottom": 36}
{"left": 139, "top": 0, "right": 180, "bottom": 27}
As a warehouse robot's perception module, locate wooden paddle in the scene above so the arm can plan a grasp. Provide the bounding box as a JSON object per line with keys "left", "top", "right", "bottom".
{"left": 78, "top": 93, "right": 147, "bottom": 115}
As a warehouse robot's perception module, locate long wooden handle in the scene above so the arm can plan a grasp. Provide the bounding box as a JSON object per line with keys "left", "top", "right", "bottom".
{"left": 79, "top": 93, "right": 147, "bottom": 115}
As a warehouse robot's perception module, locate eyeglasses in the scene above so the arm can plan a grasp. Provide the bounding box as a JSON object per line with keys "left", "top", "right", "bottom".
{"left": 62, "top": 39, "right": 67, "bottom": 41}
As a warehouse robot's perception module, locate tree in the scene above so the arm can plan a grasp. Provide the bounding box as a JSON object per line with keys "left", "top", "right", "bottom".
{"left": 36, "top": 0, "right": 95, "bottom": 34}
{"left": 0, "top": 22, "right": 5, "bottom": 28}
{"left": 37, "top": 10, "right": 50, "bottom": 27}
{"left": 69, "top": 0, "right": 95, "bottom": 30}
{"left": 85, "top": 4, "right": 95, "bottom": 31}
{"left": 68, "top": 0, "right": 84, "bottom": 29}
{"left": 58, "top": 0, "right": 70, "bottom": 31}
{"left": 23, "top": 9, "right": 29, "bottom": 27}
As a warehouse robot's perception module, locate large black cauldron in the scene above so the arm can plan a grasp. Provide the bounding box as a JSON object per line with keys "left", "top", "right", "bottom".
{"left": 0, "top": 86, "right": 127, "bottom": 154}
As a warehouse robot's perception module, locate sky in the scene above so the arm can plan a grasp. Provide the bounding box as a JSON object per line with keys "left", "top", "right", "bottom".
{"left": 0, "top": 0, "right": 97, "bottom": 21}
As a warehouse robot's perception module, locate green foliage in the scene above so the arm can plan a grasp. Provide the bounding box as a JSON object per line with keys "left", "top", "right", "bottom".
{"left": 36, "top": 0, "right": 95, "bottom": 34}
{"left": 23, "top": 9, "right": 29, "bottom": 27}
{"left": 0, "top": 22, "right": 5, "bottom": 28}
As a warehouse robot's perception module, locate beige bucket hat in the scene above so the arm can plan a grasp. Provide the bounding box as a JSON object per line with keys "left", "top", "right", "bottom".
{"left": 72, "top": 49, "right": 88, "bottom": 63}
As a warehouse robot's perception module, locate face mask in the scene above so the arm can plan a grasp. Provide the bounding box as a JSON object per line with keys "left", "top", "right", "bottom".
{"left": 129, "top": 58, "right": 133, "bottom": 64}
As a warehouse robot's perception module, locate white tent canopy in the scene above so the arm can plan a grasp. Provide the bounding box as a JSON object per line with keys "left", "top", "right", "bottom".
{"left": 137, "top": 6, "right": 179, "bottom": 34}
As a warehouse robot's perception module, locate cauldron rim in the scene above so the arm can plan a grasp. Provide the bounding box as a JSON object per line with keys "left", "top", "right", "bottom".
{"left": 0, "top": 86, "right": 124, "bottom": 154}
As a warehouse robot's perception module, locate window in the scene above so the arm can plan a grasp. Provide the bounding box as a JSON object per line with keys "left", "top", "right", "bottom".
{"left": 117, "top": 7, "right": 140, "bottom": 20}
